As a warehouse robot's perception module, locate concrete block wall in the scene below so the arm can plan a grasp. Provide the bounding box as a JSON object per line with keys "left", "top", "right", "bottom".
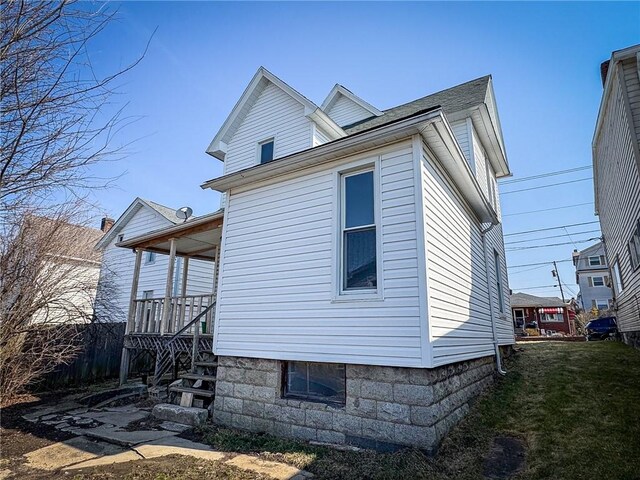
{"left": 213, "top": 355, "right": 496, "bottom": 452}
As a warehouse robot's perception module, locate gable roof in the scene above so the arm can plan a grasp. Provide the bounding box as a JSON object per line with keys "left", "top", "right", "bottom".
{"left": 510, "top": 292, "right": 567, "bottom": 308}
{"left": 95, "top": 198, "right": 181, "bottom": 250}
{"left": 577, "top": 241, "right": 604, "bottom": 258}
{"left": 321, "top": 84, "right": 383, "bottom": 121}
{"left": 343, "top": 76, "right": 492, "bottom": 134}
{"left": 206, "top": 67, "right": 346, "bottom": 161}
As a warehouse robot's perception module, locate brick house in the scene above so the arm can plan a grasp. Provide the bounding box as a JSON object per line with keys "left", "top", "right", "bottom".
{"left": 510, "top": 292, "right": 576, "bottom": 336}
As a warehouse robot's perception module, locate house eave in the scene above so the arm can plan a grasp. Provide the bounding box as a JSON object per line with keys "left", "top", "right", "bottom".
{"left": 202, "top": 109, "right": 498, "bottom": 224}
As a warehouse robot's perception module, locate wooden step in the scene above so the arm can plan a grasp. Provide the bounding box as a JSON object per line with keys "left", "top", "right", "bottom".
{"left": 193, "top": 361, "right": 218, "bottom": 368}
{"left": 181, "top": 373, "right": 217, "bottom": 382}
{"left": 169, "top": 386, "right": 215, "bottom": 398}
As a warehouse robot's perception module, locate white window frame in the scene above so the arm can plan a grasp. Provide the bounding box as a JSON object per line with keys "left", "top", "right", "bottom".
{"left": 594, "top": 299, "right": 610, "bottom": 310}
{"left": 541, "top": 312, "right": 563, "bottom": 322}
{"left": 144, "top": 251, "right": 157, "bottom": 265}
{"left": 588, "top": 255, "right": 602, "bottom": 266}
{"left": 612, "top": 259, "right": 624, "bottom": 296}
{"left": 257, "top": 137, "right": 275, "bottom": 164}
{"left": 591, "top": 275, "right": 605, "bottom": 287}
{"left": 332, "top": 158, "right": 383, "bottom": 302}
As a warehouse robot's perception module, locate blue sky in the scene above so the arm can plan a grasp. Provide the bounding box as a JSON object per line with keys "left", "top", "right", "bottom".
{"left": 88, "top": 1, "right": 639, "bottom": 299}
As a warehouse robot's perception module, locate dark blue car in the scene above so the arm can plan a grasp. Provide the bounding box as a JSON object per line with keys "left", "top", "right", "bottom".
{"left": 585, "top": 316, "right": 618, "bottom": 341}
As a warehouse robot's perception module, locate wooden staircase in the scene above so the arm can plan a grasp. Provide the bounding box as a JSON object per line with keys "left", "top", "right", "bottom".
{"left": 169, "top": 351, "right": 218, "bottom": 412}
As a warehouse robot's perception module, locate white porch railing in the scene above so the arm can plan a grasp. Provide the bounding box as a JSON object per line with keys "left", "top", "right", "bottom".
{"left": 130, "top": 294, "right": 215, "bottom": 335}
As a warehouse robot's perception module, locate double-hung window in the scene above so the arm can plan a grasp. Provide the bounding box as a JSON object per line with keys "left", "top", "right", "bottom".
{"left": 259, "top": 138, "right": 275, "bottom": 164}
{"left": 612, "top": 259, "right": 624, "bottom": 295}
{"left": 340, "top": 168, "right": 377, "bottom": 293}
{"left": 589, "top": 255, "right": 604, "bottom": 266}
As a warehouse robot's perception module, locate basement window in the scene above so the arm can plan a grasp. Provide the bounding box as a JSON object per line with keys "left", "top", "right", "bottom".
{"left": 283, "top": 361, "right": 346, "bottom": 404}
{"left": 259, "top": 138, "right": 275, "bottom": 164}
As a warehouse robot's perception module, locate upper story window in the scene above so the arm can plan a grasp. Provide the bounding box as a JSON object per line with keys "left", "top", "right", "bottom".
{"left": 340, "top": 168, "right": 377, "bottom": 292}
{"left": 117, "top": 234, "right": 124, "bottom": 243}
{"left": 145, "top": 251, "right": 157, "bottom": 265}
{"left": 590, "top": 275, "right": 606, "bottom": 287}
{"left": 259, "top": 138, "right": 275, "bottom": 164}
{"left": 588, "top": 255, "right": 604, "bottom": 266}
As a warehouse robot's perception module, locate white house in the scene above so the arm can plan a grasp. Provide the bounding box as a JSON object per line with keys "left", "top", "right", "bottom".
{"left": 117, "top": 68, "right": 514, "bottom": 450}
{"left": 593, "top": 44, "right": 640, "bottom": 348}
{"left": 572, "top": 242, "right": 614, "bottom": 312}
{"left": 95, "top": 198, "right": 216, "bottom": 323}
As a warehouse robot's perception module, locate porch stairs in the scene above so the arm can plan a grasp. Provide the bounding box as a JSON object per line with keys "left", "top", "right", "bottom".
{"left": 151, "top": 303, "right": 218, "bottom": 424}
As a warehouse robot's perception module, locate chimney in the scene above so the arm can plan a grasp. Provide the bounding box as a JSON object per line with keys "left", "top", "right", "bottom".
{"left": 100, "top": 217, "right": 115, "bottom": 233}
{"left": 600, "top": 60, "right": 610, "bottom": 87}
{"left": 572, "top": 249, "right": 580, "bottom": 267}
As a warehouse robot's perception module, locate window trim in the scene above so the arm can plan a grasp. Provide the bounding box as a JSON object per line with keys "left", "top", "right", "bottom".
{"left": 332, "top": 158, "right": 383, "bottom": 302}
{"left": 594, "top": 299, "right": 611, "bottom": 311}
{"left": 629, "top": 221, "right": 640, "bottom": 271}
{"left": 281, "top": 361, "right": 346, "bottom": 406}
{"left": 588, "top": 255, "right": 603, "bottom": 266}
{"left": 612, "top": 257, "right": 624, "bottom": 296}
{"left": 144, "top": 251, "right": 157, "bottom": 265}
{"left": 591, "top": 275, "right": 605, "bottom": 287}
{"left": 540, "top": 312, "right": 563, "bottom": 323}
{"left": 257, "top": 137, "right": 275, "bottom": 164}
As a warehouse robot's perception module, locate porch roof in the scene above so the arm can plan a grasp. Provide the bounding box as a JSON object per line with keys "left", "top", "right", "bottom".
{"left": 117, "top": 209, "right": 224, "bottom": 261}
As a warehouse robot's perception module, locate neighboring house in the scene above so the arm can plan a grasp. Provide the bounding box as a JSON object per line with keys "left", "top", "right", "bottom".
{"left": 510, "top": 293, "right": 576, "bottom": 336}
{"left": 25, "top": 216, "right": 104, "bottom": 325}
{"left": 572, "top": 242, "right": 614, "bottom": 312}
{"left": 95, "top": 198, "right": 216, "bottom": 323}
{"left": 117, "top": 67, "right": 515, "bottom": 451}
{"left": 593, "top": 44, "right": 640, "bottom": 348}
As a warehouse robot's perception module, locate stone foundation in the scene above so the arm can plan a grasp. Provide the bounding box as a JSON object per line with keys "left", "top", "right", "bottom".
{"left": 622, "top": 331, "right": 640, "bottom": 350}
{"left": 213, "top": 354, "right": 499, "bottom": 452}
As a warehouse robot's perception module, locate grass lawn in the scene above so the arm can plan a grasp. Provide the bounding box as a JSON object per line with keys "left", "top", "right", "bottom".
{"left": 192, "top": 341, "right": 640, "bottom": 480}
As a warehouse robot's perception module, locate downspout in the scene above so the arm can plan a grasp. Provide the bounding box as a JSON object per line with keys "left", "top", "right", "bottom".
{"left": 481, "top": 222, "right": 507, "bottom": 375}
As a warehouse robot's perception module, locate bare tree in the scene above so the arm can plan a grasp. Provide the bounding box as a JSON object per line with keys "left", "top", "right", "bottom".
{"left": 0, "top": 0, "right": 145, "bottom": 398}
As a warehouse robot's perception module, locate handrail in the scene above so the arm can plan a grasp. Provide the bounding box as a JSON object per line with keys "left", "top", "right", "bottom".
{"left": 166, "top": 301, "right": 216, "bottom": 347}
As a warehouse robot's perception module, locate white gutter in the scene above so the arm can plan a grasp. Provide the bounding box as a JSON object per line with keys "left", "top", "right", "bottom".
{"left": 481, "top": 222, "right": 506, "bottom": 375}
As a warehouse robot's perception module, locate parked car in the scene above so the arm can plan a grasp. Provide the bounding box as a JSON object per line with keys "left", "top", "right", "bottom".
{"left": 585, "top": 317, "right": 618, "bottom": 341}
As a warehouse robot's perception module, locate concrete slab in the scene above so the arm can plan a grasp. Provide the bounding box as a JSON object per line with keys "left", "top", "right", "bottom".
{"left": 152, "top": 403, "right": 207, "bottom": 426}
{"left": 226, "top": 454, "right": 313, "bottom": 480}
{"left": 82, "top": 424, "right": 177, "bottom": 447}
{"left": 22, "top": 402, "right": 83, "bottom": 422}
{"left": 63, "top": 450, "right": 142, "bottom": 470}
{"left": 134, "top": 436, "right": 225, "bottom": 462}
{"left": 23, "top": 436, "right": 125, "bottom": 471}
{"left": 160, "top": 421, "right": 192, "bottom": 433}
{"left": 78, "top": 410, "right": 148, "bottom": 427}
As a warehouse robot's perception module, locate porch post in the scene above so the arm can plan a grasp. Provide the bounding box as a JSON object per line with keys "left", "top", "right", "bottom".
{"left": 161, "top": 239, "right": 177, "bottom": 335}
{"left": 120, "top": 248, "right": 143, "bottom": 385}
{"left": 181, "top": 257, "right": 190, "bottom": 297}
{"left": 212, "top": 246, "right": 219, "bottom": 297}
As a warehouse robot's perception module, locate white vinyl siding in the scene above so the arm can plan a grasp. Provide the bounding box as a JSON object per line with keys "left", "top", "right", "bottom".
{"left": 421, "top": 144, "right": 513, "bottom": 367}
{"left": 96, "top": 207, "right": 215, "bottom": 322}
{"left": 224, "top": 82, "right": 312, "bottom": 175}
{"left": 313, "top": 125, "right": 332, "bottom": 147}
{"left": 450, "top": 119, "right": 472, "bottom": 168}
{"left": 215, "top": 143, "right": 423, "bottom": 367}
{"left": 594, "top": 56, "right": 640, "bottom": 332}
{"left": 324, "top": 94, "right": 374, "bottom": 128}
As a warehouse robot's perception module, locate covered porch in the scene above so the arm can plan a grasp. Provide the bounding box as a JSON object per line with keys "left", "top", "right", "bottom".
{"left": 116, "top": 210, "right": 224, "bottom": 386}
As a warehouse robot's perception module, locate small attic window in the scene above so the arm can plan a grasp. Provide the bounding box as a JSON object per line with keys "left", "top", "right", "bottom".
{"left": 117, "top": 234, "right": 124, "bottom": 243}
{"left": 259, "top": 138, "right": 274, "bottom": 164}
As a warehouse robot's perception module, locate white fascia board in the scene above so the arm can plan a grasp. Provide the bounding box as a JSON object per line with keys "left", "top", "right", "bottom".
{"left": 321, "top": 84, "right": 383, "bottom": 116}
{"left": 201, "top": 110, "right": 497, "bottom": 224}
{"left": 206, "top": 66, "right": 346, "bottom": 160}
{"left": 307, "top": 108, "right": 348, "bottom": 140}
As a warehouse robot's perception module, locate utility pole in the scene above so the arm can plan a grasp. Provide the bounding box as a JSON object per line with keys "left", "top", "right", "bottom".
{"left": 552, "top": 261, "right": 566, "bottom": 303}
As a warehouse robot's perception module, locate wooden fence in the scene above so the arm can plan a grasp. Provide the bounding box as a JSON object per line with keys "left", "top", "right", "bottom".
{"left": 36, "top": 322, "right": 138, "bottom": 388}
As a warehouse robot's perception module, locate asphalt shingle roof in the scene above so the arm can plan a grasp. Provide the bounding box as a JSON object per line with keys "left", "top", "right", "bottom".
{"left": 510, "top": 292, "right": 567, "bottom": 308}
{"left": 343, "top": 75, "right": 491, "bottom": 134}
{"left": 143, "top": 199, "right": 182, "bottom": 224}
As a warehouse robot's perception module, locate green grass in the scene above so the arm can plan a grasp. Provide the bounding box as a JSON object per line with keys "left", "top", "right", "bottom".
{"left": 194, "top": 342, "right": 640, "bottom": 480}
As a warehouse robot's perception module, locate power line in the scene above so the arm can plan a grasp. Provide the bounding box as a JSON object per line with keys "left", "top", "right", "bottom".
{"left": 504, "top": 221, "right": 600, "bottom": 237}
{"left": 511, "top": 284, "right": 559, "bottom": 291}
{"left": 500, "top": 165, "right": 591, "bottom": 185}
{"left": 503, "top": 202, "right": 593, "bottom": 217}
{"left": 506, "top": 237, "right": 600, "bottom": 251}
{"left": 505, "top": 229, "right": 601, "bottom": 245}
{"left": 507, "top": 259, "right": 573, "bottom": 269}
{"left": 501, "top": 177, "right": 592, "bottom": 195}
